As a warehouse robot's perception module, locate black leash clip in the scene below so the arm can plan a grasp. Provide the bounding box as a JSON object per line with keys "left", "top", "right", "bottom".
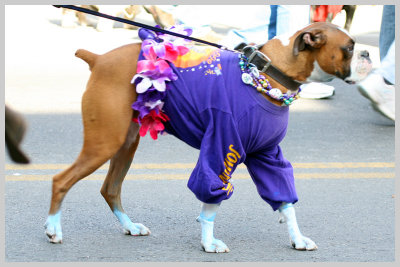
{"left": 243, "top": 46, "right": 272, "bottom": 73}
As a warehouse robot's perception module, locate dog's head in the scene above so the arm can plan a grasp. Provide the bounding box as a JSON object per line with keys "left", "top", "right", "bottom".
{"left": 291, "top": 22, "right": 372, "bottom": 84}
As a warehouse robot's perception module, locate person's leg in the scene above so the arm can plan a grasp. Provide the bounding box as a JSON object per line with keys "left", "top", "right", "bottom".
{"left": 377, "top": 41, "right": 395, "bottom": 85}
{"left": 357, "top": 41, "right": 395, "bottom": 121}
{"left": 379, "top": 5, "right": 395, "bottom": 60}
{"left": 276, "top": 5, "right": 310, "bottom": 37}
{"left": 221, "top": 6, "right": 271, "bottom": 49}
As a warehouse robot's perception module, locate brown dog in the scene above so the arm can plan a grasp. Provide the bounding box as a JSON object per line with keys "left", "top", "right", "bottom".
{"left": 44, "top": 22, "right": 367, "bottom": 252}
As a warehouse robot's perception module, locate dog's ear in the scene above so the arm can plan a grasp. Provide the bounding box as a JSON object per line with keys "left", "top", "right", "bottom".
{"left": 293, "top": 30, "right": 327, "bottom": 56}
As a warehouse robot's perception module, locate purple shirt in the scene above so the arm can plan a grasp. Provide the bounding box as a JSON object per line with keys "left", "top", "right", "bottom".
{"left": 139, "top": 46, "right": 297, "bottom": 210}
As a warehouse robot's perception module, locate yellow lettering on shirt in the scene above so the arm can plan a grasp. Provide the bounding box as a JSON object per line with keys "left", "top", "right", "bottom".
{"left": 221, "top": 182, "right": 234, "bottom": 195}
{"left": 218, "top": 144, "right": 241, "bottom": 190}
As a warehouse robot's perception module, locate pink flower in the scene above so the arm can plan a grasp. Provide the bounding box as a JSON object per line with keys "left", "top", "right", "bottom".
{"left": 133, "top": 109, "right": 170, "bottom": 140}
{"left": 142, "top": 37, "right": 190, "bottom": 62}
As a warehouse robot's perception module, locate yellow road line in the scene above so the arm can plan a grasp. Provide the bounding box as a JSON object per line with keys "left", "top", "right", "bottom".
{"left": 4, "top": 162, "right": 395, "bottom": 170}
{"left": 293, "top": 172, "right": 395, "bottom": 179}
{"left": 5, "top": 163, "right": 196, "bottom": 170}
{"left": 5, "top": 172, "right": 395, "bottom": 181}
{"left": 293, "top": 162, "right": 395, "bottom": 168}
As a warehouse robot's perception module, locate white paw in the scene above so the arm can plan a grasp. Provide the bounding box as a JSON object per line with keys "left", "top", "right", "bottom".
{"left": 45, "top": 230, "right": 63, "bottom": 243}
{"left": 201, "top": 238, "right": 230, "bottom": 253}
{"left": 44, "top": 221, "right": 62, "bottom": 243}
{"left": 123, "top": 223, "right": 151, "bottom": 236}
{"left": 113, "top": 210, "right": 151, "bottom": 236}
{"left": 44, "top": 212, "right": 63, "bottom": 243}
{"left": 291, "top": 235, "right": 317, "bottom": 251}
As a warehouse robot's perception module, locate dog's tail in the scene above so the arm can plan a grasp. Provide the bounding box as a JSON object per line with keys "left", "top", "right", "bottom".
{"left": 75, "top": 49, "right": 98, "bottom": 70}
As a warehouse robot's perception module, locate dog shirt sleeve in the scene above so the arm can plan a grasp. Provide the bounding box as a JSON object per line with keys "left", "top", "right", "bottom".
{"left": 244, "top": 145, "right": 298, "bottom": 211}
{"left": 187, "top": 108, "right": 245, "bottom": 204}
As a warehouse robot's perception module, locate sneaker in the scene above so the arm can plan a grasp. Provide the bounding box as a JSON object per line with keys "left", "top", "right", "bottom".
{"left": 299, "top": 82, "right": 335, "bottom": 99}
{"left": 357, "top": 72, "right": 395, "bottom": 121}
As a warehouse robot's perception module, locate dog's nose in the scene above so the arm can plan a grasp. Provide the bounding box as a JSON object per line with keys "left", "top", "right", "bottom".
{"left": 344, "top": 76, "right": 355, "bottom": 84}
{"left": 336, "top": 69, "right": 351, "bottom": 80}
{"left": 360, "top": 50, "right": 369, "bottom": 58}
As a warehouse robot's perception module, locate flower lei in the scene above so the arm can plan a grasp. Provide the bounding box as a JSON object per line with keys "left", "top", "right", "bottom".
{"left": 131, "top": 26, "right": 192, "bottom": 140}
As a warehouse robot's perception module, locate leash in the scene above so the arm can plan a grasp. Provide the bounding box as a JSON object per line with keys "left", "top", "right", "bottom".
{"left": 54, "top": 5, "right": 300, "bottom": 94}
{"left": 53, "top": 5, "right": 236, "bottom": 52}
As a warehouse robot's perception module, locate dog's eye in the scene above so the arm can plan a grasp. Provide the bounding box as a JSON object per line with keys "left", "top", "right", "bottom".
{"left": 347, "top": 45, "right": 354, "bottom": 53}
{"left": 342, "top": 45, "right": 354, "bottom": 59}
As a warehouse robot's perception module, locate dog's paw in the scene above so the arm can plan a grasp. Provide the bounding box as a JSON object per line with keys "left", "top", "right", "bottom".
{"left": 44, "top": 213, "right": 63, "bottom": 244}
{"left": 113, "top": 210, "right": 150, "bottom": 236}
{"left": 201, "top": 238, "right": 230, "bottom": 253}
{"left": 291, "top": 235, "right": 317, "bottom": 251}
{"left": 45, "top": 230, "right": 63, "bottom": 243}
{"left": 44, "top": 222, "right": 63, "bottom": 243}
{"left": 123, "top": 223, "right": 151, "bottom": 236}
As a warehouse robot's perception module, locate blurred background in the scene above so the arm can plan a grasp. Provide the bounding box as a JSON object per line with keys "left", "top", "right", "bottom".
{"left": 5, "top": 5, "right": 382, "bottom": 114}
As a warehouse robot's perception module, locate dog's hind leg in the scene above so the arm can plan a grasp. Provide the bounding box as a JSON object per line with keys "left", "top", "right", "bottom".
{"left": 45, "top": 137, "right": 126, "bottom": 243}
{"left": 196, "top": 203, "right": 230, "bottom": 253}
{"left": 100, "top": 121, "right": 150, "bottom": 236}
{"left": 45, "top": 45, "right": 140, "bottom": 243}
{"left": 44, "top": 107, "right": 133, "bottom": 243}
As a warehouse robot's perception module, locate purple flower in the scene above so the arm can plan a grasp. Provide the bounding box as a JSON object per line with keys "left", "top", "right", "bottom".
{"left": 142, "top": 39, "right": 167, "bottom": 61}
{"left": 158, "top": 25, "right": 193, "bottom": 45}
{"left": 132, "top": 88, "right": 167, "bottom": 119}
{"left": 138, "top": 28, "right": 158, "bottom": 41}
{"left": 132, "top": 59, "right": 177, "bottom": 93}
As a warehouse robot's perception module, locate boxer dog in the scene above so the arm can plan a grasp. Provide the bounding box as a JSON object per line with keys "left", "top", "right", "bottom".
{"left": 44, "top": 22, "right": 370, "bottom": 252}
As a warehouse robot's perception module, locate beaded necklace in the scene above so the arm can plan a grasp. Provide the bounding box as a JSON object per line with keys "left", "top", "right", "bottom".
{"left": 238, "top": 54, "right": 301, "bottom": 106}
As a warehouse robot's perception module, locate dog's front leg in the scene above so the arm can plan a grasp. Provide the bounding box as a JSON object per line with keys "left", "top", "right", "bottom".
{"left": 196, "top": 203, "right": 230, "bottom": 253}
{"left": 279, "top": 203, "right": 317, "bottom": 251}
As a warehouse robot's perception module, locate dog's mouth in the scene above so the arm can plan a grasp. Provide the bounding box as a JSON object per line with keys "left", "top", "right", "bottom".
{"left": 344, "top": 78, "right": 356, "bottom": 84}
{"left": 344, "top": 71, "right": 356, "bottom": 84}
{"left": 344, "top": 50, "right": 373, "bottom": 84}
{"left": 336, "top": 70, "right": 351, "bottom": 82}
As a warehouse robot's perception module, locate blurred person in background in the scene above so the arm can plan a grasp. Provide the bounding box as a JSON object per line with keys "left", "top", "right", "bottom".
{"left": 357, "top": 5, "right": 395, "bottom": 121}
{"left": 5, "top": 105, "right": 30, "bottom": 164}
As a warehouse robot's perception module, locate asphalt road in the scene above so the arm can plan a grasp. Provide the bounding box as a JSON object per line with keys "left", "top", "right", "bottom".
{"left": 4, "top": 5, "right": 396, "bottom": 262}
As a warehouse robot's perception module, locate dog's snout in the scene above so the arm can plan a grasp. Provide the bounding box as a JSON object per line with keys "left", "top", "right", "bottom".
{"left": 336, "top": 69, "right": 351, "bottom": 81}
{"left": 344, "top": 74, "right": 355, "bottom": 84}
{"left": 360, "top": 50, "right": 369, "bottom": 58}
